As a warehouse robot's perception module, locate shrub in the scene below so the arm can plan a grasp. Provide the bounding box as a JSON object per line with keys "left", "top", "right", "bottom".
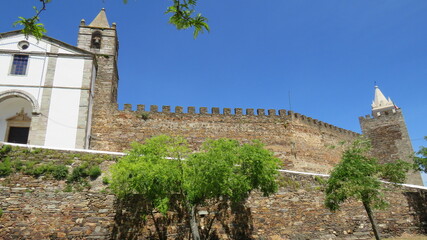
{"left": 102, "top": 177, "right": 110, "bottom": 185}
{"left": 67, "top": 166, "right": 88, "bottom": 183}
{"left": 31, "top": 148, "right": 42, "bottom": 154}
{"left": 22, "top": 161, "right": 37, "bottom": 175}
{"left": 0, "top": 208, "right": 3, "bottom": 217}
{"left": 52, "top": 165, "right": 68, "bottom": 180}
{"left": 0, "top": 158, "right": 12, "bottom": 177}
{"left": 0, "top": 145, "right": 12, "bottom": 157}
{"left": 11, "top": 160, "right": 24, "bottom": 171}
{"left": 140, "top": 112, "right": 150, "bottom": 120}
{"left": 63, "top": 184, "right": 73, "bottom": 192}
{"left": 88, "top": 166, "right": 101, "bottom": 180}
{"left": 31, "top": 165, "right": 49, "bottom": 177}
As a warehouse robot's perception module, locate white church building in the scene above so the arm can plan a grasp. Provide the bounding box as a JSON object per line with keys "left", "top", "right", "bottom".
{"left": 0, "top": 9, "right": 117, "bottom": 149}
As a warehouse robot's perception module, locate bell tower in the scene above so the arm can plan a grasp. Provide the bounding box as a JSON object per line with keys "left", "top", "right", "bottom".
{"left": 359, "top": 86, "right": 423, "bottom": 185}
{"left": 77, "top": 8, "right": 119, "bottom": 107}
{"left": 77, "top": 9, "right": 119, "bottom": 150}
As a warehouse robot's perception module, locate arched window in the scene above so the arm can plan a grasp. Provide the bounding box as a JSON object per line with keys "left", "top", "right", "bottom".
{"left": 91, "top": 31, "right": 102, "bottom": 49}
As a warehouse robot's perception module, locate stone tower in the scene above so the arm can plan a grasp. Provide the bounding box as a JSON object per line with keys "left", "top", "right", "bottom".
{"left": 359, "top": 86, "right": 423, "bottom": 185}
{"left": 77, "top": 8, "right": 119, "bottom": 107}
{"left": 77, "top": 9, "right": 119, "bottom": 149}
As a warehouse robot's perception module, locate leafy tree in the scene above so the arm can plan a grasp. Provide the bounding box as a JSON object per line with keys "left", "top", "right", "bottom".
{"left": 15, "top": 0, "right": 209, "bottom": 40}
{"left": 110, "top": 135, "right": 280, "bottom": 240}
{"left": 414, "top": 136, "right": 427, "bottom": 173}
{"left": 324, "top": 138, "right": 410, "bottom": 240}
{"left": 110, "top": 135, "right": 188, "bottom": 239}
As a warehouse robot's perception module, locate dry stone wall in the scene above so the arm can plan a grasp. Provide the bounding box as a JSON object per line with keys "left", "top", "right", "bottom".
{"left": 1, "top": 146, "right": 425, "bottom": 240}
{"left": 90, "top": 104, "right": 359, "bottom": 175}
{"left": 0, "top": 147, "right": 119, "bottom": 239}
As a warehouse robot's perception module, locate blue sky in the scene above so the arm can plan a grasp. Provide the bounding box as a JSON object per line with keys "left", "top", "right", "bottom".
{"left": 2, "top": 0, "right": 427, "bottom": 183}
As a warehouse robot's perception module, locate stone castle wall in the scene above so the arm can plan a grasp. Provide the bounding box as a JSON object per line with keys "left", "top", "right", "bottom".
{"left": 80, "top": 12, "right": 421, "bottom": 185}
{"left": 84, "top": 13, "right": 357, "bottom": 177}
{"left": 0, "top": 146, "right": 426, "bottom": 240}
{"left": 90, "top": 103, "right": 359, "bottom": 175}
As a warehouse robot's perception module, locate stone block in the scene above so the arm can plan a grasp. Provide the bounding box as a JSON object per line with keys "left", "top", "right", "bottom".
{"left": 162, "top": 106, "right": 171, "bottom": 113}
{"left": 212, "top": 107, "right": 220, "bottom": 114}
{"left": 200, "top": 107, "right": 208, "bottom": 114}
{"left": 175, "top": 106, "right": 183, "bottom": 113}
{"left": 185, "top": 106, "right": 194, "bottom": 113}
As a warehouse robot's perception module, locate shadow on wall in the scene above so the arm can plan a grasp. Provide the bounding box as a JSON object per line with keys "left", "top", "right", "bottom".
{"left": 110, "top": 195, "right": 149, "bottom": 240}
{"left": 219, "top": 202, "right": 254, "bottom": 239}
{"left": 111, "top": 194, "right": 187, "bottom": 240}
{"left": 404, "top": 190, "right": 427, "bottom": 234}
{"left": 110, "top": 196, "right": 254, "bottom": 240}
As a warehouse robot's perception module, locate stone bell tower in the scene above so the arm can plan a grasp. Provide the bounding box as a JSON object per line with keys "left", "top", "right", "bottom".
{"left": 77, "top": 8, "right": 119, "bottom": 108}
{"left": 359, "top": 86, "right": 423, "bottom": 186}
{"left": 77, "top": 9, "right": 119, "bottom": 149}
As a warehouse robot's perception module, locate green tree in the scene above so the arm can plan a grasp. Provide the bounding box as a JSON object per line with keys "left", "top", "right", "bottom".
{"left": 15, "top": 0, "right": 209, "bottom": 40}
{"left": 110, "top": 135, "right": 280, "bottom": 240}
{"left": 324, "top": 139, "right": 410, "bottom": 240}
{"left": 414, "top": 136, "right": 427, "bottom": 173}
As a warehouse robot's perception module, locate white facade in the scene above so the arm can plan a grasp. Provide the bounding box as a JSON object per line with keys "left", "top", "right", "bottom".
{"left": 0, "top": 31, "right": 96, "bottom": 149}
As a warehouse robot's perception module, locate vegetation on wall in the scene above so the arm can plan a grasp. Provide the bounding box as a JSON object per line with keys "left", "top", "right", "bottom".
{"left": 0, "top": 145, "right": 12, "bottom": 177}
{"left": 0, "top": 145, "right": 111, "bottom": 191}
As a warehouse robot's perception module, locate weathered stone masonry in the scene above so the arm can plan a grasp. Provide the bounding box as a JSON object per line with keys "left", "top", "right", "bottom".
{"left": 360, "top": 108, "right": 423, "bottom": 186}
{"left": 90, "top": 104, "right": 359, "bottom": 175}
{"left": 0, "top": 147, "right": 426, "bottom": 240}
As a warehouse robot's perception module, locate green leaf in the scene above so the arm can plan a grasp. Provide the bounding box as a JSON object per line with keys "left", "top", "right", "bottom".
{"left": 165, "top": 0, "right": 210, "bottom": 39}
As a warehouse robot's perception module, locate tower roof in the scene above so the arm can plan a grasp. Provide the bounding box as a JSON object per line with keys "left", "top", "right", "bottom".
{"left": 371, "top": 86, "right": 395, "bottom": 113}
{"left": 89, "top": 8, "right": 110, "bottom": 28}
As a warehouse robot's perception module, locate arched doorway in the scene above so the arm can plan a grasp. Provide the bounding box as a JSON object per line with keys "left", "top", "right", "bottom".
{"left": 0, "top": 91, "right": 37, "bottom": 144}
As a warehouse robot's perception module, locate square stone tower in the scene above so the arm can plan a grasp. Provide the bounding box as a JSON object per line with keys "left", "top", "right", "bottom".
{"left": 77, "top": 9, "right": 119, "bottom": 149}
{"left": 359, "top": 86, "right": 423, "bottom": 185}
{"left": 77, "top": 8, "right": 119, "bottom": 107}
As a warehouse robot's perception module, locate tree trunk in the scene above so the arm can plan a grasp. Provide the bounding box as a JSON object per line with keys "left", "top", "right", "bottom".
{"left": 362, "top": 201, "right": 381, "bottom": 240}
{"left": 189, "top": 205, "right": 201, "bottom": 240}
{"left": 150, "top": 211, "right": 166, "bottom": 240}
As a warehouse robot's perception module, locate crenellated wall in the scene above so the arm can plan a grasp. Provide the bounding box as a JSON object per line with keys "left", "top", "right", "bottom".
{"left": 90, "top": 103, "right": 359, "bottom": 175}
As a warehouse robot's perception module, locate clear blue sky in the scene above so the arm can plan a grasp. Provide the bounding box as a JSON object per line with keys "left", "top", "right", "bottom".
{"left": 3, "top": 0, "right": 427, "bottom": 183}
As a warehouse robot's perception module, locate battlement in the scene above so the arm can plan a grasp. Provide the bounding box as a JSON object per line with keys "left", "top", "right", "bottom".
{"left": 119, "top": 103, "right": 360, "bottom": 137}
{"left": 358, "top": 108, "right": 401, "bottom": 121}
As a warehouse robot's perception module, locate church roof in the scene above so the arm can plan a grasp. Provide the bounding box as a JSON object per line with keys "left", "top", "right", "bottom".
{"left": 371, "top": 86, "right": 394, "bottom": 112}
{"left": 89, "top": 8, "right": 111, "bottom": 28}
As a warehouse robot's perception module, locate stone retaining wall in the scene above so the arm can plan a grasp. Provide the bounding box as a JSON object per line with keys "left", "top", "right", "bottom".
{"left": 0, "top": 146, "right": 426, "bottom": 239}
